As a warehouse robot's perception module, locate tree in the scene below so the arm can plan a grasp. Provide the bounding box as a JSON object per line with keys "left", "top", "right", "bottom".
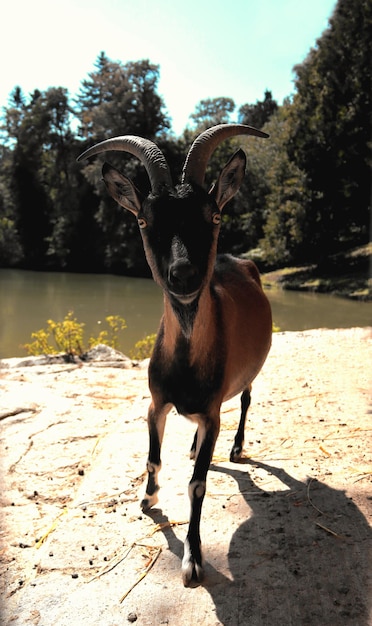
{"left": 238, "top": 90, "right": 278, "bottom": 129}
{"left": 189, "top": 97, "right": 235, "bottom": 130}
{"left": 181, "top": 96, "right": 276, "bottom": 258}
{"left": 0, "top": 88, "right": 27, "bottom": 265}
{"left": 257, "top": 107, "right": 310, "bottom": 266}
{"left": 0, "top": 85, "right": 102, "bottom": 270}
{"left": 75, "top": 54, "right": 171, "bottom": 273}
{"left": 5, "top": 88, "right": 54, "bottom": 267}
{"left": 288, "top": 0, "right": 371, "bottom": 261}
{"left": 76, "top": 53, "right": 170, "bottom": 143}
{"left": 0, "top": 145, "right": 23, "bottom": 265}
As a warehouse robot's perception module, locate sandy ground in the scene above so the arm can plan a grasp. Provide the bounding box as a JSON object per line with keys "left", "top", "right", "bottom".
{"left": 0, "top": 328, "right": 371, "bottom": 626}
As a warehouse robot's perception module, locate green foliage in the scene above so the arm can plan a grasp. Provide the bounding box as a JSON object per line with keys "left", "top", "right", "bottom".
{"left": 76, "top": 53, "right": 170, "bottom": 141}
{"left": 238, "top": 90, "right": 278, "bottom": 129}
{"left": 189, "top": 97, "right": 236, "bottom": 130}
{"left": 249, "top": 106, "right": 311, "bottom": 266}
{"left": 129, "top": 334, "right": 157, "bottom": 360}
{"left": 0, "top": 216, "right": 23, "bottom": 265}
{"left": 288, "top": 0, "right": 371, "bottom": 259}
{"left": 22, "top": 312, "right": 127, "bottom": 356}
{"left": 74, "top": 54, "right": 171, "bottom": 274}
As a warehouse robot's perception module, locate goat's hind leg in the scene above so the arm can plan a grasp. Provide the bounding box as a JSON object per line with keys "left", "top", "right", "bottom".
{"left": 230, "top": 386, "right": 251, "bottom": 462}
{"left": 190, "top": 429, "right": 198, "bottom": 459}
{"left": 141, "top": 402, "right": 170, "bottom": 511}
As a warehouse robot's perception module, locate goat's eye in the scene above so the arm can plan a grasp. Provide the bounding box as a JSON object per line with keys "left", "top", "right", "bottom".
{"left": 137, "top": 217, "right": 147, "bottom": 229}
{"left": 212, "top": 213, "right": 221, "bottom": 225}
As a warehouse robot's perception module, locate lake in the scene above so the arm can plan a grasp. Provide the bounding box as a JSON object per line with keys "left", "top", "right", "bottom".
{"left": 0, "top": 269, "right": 371, "bottom": 358}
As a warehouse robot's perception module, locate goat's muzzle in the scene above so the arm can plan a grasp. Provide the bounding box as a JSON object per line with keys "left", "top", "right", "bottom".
{"left": 168, "top": 261, "right": 201, "bottom": 305}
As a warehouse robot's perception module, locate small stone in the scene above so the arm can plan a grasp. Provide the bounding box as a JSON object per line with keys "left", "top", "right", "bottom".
{"left": 127, "top": 613, "right": 138, "bottom": 623}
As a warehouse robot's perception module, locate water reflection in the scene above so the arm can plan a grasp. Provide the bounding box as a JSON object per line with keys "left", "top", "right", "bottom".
{"left": 0, "top": 269, "right": 370, "bottom": 358}
{"left": 268, "top": 287, "right": 372, "bottom": 331}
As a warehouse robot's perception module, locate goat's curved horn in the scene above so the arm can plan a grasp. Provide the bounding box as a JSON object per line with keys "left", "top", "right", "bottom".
{"left": 182, "top": 124, "right": 269, "bottom": 186}
{"left": 77, "top": 136, "right": 172, "bottom": 192}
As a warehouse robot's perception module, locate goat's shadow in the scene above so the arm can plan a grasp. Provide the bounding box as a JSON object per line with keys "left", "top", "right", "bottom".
{"left": 147, "top": 460, "right": 371, "bottom": 625}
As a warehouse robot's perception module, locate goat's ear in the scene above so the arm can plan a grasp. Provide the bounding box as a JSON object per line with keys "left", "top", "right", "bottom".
{"left": 209, "top": 149, "right": 246, "bottom": 211}
{"left": 102, "top": 163, "right": 142, "bottom": 216}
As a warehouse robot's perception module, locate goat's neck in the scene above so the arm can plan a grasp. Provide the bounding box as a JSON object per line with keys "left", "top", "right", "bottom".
{"left": 162, "top": 286, "right": 217, "bottom": 362}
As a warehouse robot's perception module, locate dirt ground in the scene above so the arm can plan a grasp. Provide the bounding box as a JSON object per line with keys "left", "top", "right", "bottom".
{"left": 0, "top": 328, "right": 371, "bottom": 626}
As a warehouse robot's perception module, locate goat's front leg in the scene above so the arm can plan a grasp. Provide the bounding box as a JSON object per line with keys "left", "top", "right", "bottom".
{"left": 141, "top": 401, "right": 171, "bottom": 511}
{"left": 182, "top": 415, "right": 220, "bottom": 587}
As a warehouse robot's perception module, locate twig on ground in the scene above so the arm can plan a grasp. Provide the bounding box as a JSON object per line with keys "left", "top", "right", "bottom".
{"left": 35, "top": 508, "right": 68, "bottom": 548}
{"left": 119, "top": 545, "right": 162, "bottom": 603}
{"left": 306, "top": 478, "right": 330, "bottom": 518}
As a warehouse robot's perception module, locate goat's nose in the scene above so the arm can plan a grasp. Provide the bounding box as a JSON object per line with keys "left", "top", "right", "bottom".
{"left": 169, "top": 261, "right": 197, "bottom": 286}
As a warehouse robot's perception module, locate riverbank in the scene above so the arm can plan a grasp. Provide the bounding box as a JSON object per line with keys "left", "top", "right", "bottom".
{"left": 261, "top": 242, "right": 371, "bottom": 301}
{"left": 1, "top": 328, "right": 371, "bottom": 625}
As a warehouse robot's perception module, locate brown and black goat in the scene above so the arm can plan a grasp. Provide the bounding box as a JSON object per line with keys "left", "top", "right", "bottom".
{"left": 77, "top": 124, "right": 272, "bottom": 586}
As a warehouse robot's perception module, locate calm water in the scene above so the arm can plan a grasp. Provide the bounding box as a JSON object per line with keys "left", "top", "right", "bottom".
{"left": 0, "top": 269, "right": 371, "bottom": 358}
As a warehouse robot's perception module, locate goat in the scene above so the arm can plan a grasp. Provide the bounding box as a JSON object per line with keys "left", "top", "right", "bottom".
{"left": 77, "top": 124, "right": 272, "bottom": 586}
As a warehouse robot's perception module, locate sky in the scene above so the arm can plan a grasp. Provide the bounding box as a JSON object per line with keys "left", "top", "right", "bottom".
{"left": 1, "top": 0, "right": 337, "bottom": 136}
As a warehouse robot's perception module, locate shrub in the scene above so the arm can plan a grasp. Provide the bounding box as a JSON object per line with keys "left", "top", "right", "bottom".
{"left": 22, "top": 312, "right": 127, "bottom": 357}
{"left": 88, "top": 315, "right": 127, "bottom": 350}
{"left": 129, "top": 333, "right": 157, "bottom": 360}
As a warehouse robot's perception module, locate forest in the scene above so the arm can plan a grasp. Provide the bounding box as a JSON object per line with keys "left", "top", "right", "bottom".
{"left": 0, "top": 0, "right": 370, "bottom": 279}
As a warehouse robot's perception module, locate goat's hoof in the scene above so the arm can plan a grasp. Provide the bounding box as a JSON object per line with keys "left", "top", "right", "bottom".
{"left": 140, "top": 492, "right": 158, "bottom": 511}
{"left": 189, "top": 449, "right": 196, "bottom": 460}
{"left": 182, "top": 539, "right": 204, "bottom": 587}
{"left": 182, "top": 559, "right": 204, "bottom": 587}
{"left": 229, "top": 445, "right": 243, "bottom": 462}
